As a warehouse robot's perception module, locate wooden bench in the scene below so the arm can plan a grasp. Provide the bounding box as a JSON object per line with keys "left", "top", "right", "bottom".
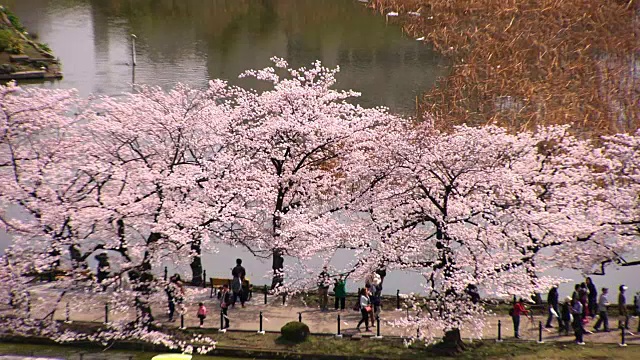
{"left": 209, "top": 277, "right": 252, "bottom": 300}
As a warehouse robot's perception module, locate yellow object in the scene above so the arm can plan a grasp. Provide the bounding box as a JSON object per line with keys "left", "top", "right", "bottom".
{"left": 151, "top": 354, "right": 192, "bottom": 360}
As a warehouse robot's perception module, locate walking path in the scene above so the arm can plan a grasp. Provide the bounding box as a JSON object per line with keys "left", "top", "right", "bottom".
{"left": 5, "top": 283, "right": 640, "bottom": 345}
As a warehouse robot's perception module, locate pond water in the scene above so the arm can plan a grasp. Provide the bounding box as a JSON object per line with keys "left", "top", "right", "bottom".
{"left": 1, "top": 0, "right": 638, "bottom": 297}
{"left": 4, "top": 0, "right": 447, "bottom": 114}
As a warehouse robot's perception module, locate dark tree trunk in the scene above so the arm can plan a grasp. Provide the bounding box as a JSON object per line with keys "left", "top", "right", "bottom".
{"left": 433, "top": 329, "right": 466, "bottom": 355}
{"left": 271, "top": 249, "right": 284, "bottom": 290}
{"left": 128, "top": 233, "right": 161, "bottom": 325}
{"left": 190, "top": 239, "right": 203, "bottom": 286}
{"left": 190, "top": 256, "right": 203, "bottom": 286}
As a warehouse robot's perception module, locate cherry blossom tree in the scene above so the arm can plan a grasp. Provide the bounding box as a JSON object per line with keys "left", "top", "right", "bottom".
{"left": 342, "top": 123, "right": 601, "bottom": 346}
{"left": 571, "top": 129, "right": 640, "bottom": 274}
{"left": 220, "top": 58, "right": 402, "bottom": 290}
{"left": 0, "top": 82, "right": 227, "bottom": 351}
{"left": 0, "top": 82, "right": 88, "bottom": 313}
{"left": 1, "top": 59, "right": 637, "bottom": 350}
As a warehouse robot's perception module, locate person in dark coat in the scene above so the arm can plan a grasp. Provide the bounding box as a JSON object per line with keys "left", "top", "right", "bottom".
{"left": 545, "top": 284, "right": 560, "bottom": 328}
{"left": 586, "top": 277, "right": 598, "bottom": 319}
{"left": 571, "top": 298, "right": 585, "bottom": 345}
{"left": 231, "top": 258, "right": 246, "bottom": 307}
{"left": 571, "top": 284, "right": 580, "bottom": 302}
{"left": 618, "top": 285, "right": 629, "bottom": 330}
{"left": 559, "top": 296, "right": 572, "bottom": 336}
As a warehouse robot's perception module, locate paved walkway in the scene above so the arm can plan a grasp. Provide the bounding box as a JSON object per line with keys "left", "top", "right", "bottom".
{"left": 4, "top": 284, "right": 640, "bottom": 345}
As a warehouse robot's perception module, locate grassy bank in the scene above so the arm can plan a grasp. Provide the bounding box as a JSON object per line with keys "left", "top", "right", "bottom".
{"left": 1, "top": 337, "right": 638, "bottom": 360}
{"left": 368, "top": 0, "right": 638, "bottom": 135}
{"left": 0, "top": 5, "right": 62, "bottom": 80}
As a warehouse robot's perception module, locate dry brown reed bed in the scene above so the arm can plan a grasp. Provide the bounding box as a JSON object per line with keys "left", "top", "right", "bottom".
{"left": 369, "top": 0, "right": 639, "bottom": 135}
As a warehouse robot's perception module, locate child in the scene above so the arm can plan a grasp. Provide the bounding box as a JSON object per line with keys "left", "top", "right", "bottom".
{"left": 220, "top": 284, "right": 231, "bottom": 329}
{"left": 197, "top": 302, "right": 207, "bottom": 328}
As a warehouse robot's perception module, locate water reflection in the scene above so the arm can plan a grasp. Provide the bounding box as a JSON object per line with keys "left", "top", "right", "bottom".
{"left": 6, "top": 0, "right": 448, "bottom": 114}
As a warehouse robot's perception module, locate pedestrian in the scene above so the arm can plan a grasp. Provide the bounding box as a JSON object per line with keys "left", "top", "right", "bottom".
{"left": 197, "top": 302, "right": 207, "bottom": 328}
{"left": 618, "top": 285, "right": 629, "bottom": 330}
{"left": 317, "top": 266, "right": 331, "bottom": 311}
{"left": 586, "top": 277, "right": 597, "bottom": 319}
{"left": 166, "top": 274, "right": 184, "bottom": 322}
{"left": 333, "top": 275, "right": 346, "bottom": 311}
{"left": 571, "top": 284, "right": 580, "bottom": 302}
{"left": 372, "top": 273, "right": 383, "bottom": 312}
{"left": 231, "top": 258, "right": 246, "bottom": 308}
{"left": 545, "top": 284, "right": 560, "bottom": 328}
{"left": 366, "top": 277, "right": 377, "bottom": 325}
{"left": 466, "top": 284, "right": 480, "bottom": 304}
{"left": 511, "top": 298, "right": 529, "bottom": 339}
{"left": 593, "top": 287, "right": 609, "bottom": 332}
{"left": 559, "top": 296, "right": 572, "bottom": 336}
{"left": 220, "top": 284, "right": 231, "bottom": 329}
{"left": 579, "top": 283, "right": 589, "bottom": 319}
{"left": 356, "top": 288, "right": 371, "bottom": 332}
{"left": 94, "top": 252, "right": 111, "bottom": 284}
{"left": 571, "top": 298, "right": 585, "bottom": 345}
{"left": 174, "top": 274, "right": 185, "bottom": 316}
{"left": 634, "top": 290, "right": 640, "bottom": 333}
{"left": 375, "top": 267, "right": 387, "bottom": 285}
{"left": 165, "top": 276, "right": 176, "bottom": 321}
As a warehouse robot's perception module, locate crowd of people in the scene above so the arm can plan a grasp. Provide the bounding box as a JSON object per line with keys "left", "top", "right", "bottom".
{"left": 512, "top": 277, "right": 640, "bottom": 345}
{"left": 166, "top": 264, "right": 640, "bottom": 338}
{"left": 164, "top": 258, "right": 247, "bottom": 328}
{"left": 316, "top": 267, "right": 387, "bottom": 332}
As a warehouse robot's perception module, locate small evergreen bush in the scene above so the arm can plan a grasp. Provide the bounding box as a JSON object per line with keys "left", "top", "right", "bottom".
{"left": 280, "top": 321, "right": 310, "bottom": 343}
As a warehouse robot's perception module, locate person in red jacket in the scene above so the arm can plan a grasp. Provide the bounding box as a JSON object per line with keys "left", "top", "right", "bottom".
{"left": 512, "top": 298, "right": 529, "bottom": 339}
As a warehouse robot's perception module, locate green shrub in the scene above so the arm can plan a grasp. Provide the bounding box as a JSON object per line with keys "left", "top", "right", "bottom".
{"left": 39, "top": 42, "right": 51, "bottom": 53}
{"left": 0, "top": 29, "right": 23, "bottom": 54}
{"left": 280, "top": 321, "right": 310, "bottom": 343}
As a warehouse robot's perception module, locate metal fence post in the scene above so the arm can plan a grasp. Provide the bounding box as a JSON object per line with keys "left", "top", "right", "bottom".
{"left": 374, "top": 315, "right": 382, "bottom": 339}
{"left": 396, "top": 289, "right": 401, "bottom": 310}
{"left": 164, "top": 266, "right": 168, "bottom": 281}
{"left": 497, "top": 320, "right": 503, "bottom": 342}
{"left": 258, "top": 311, "right": 264, "bottom": 334}
{"left": 537, "top": 321, "right": 544, "bottom": 343}
{"left": 336, "top": 314, "right": 342, "bottom": 337}
{"left": 104, "top": 303, "right": 109, "bottom": 324}
{"left": 298, "top": 312, "right": 302, "bottom": 322}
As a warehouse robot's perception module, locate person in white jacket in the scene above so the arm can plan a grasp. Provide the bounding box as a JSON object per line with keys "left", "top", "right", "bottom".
{"left": 356, "top": 288, "right": 371, "bottom": 332}
{"left": 593, "top": 287, "right": 609, "bottom": 332}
